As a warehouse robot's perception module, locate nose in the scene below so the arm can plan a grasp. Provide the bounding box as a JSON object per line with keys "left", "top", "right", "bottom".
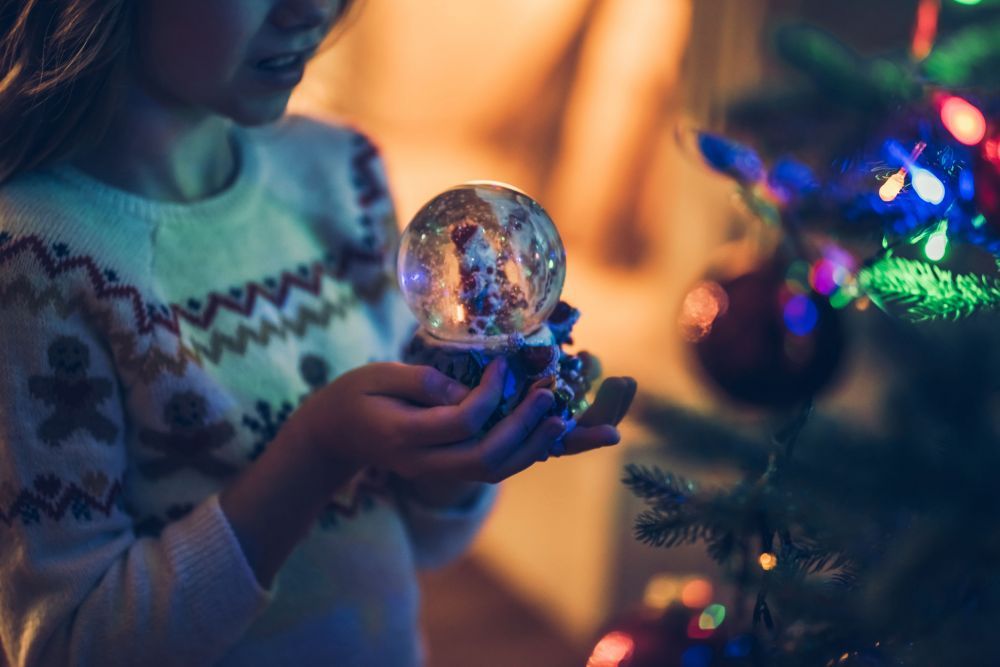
{"left": 269, "top": 0, "right": 341, "bottom": 32}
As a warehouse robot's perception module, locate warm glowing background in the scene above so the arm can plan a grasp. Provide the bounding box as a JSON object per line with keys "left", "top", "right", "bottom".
{"left": 290, "top": 0, "right": 915, "bottom": 664}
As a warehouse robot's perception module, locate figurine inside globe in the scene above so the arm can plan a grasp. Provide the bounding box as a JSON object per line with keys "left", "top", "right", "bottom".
{"left": 397, "top": 181, "right": 566, "bottom": 346}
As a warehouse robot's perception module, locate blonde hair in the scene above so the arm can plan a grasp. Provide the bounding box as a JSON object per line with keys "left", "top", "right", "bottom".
{"left": 0, "top": 0, "right": 133, "bottom": 184}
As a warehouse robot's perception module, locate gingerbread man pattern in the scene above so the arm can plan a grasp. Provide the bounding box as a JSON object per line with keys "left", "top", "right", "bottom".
{"left": 138, "top": 390, "right": 238, "bottom": 480}
{"left": 28, "top": 335, "right": 119, "bottom": 446}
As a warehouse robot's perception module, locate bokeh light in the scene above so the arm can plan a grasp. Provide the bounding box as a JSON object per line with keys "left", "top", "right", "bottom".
{"left": 959, "top": 168, "right": 975, "bottom": 200}
{"left": 643, "top": 574, "right": 681, "bottom": 610}
{"left": 686, "top": 614, "right": 715, "bottom": 640}
{"left": 681, "top": 579, "right": 714, "bottom": 608}
{"left": 759, "top": 552, "right": 778, "bottom": 570}
{"left": 679, "top": 281, "right": 729, "bottom": 343}
{"left": 587, "top": 631, "right": 635, "bottom": 667}
{"left": 911, "top": 0, "right": 939, "bottom": 60}
{"left": 783, "top": 294, "right": 819, "bottom": 336}
{"left": 698, "top": 603, "right": 727, "bottom": 630}
{"left": 940, "top": 96, "right": 987, "bottom": 145}
{"left": 681, "top": 645, "right": 713, "bottom": 667}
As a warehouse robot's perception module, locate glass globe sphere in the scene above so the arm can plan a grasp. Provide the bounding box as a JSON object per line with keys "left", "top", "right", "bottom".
{"left": 397, "top": 182, "right": 566, "bottom": 344}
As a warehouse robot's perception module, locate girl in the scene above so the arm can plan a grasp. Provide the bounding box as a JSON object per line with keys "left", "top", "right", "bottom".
{"left": 0, "top": 1, "right": 633, "bottom": 665}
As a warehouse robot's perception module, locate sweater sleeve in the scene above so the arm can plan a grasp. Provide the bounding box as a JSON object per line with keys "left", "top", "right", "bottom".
{"left": 394, "top": 482, "right": 499, "bottom": 569}
{"left": 0, "top": 282, "right": 271, "bottom": 667}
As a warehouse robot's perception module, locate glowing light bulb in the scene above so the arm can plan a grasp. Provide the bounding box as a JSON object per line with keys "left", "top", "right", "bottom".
{"left": 924, "top": 230, "right": 949, "bottom": 261}
{"left": 879, "top": 169, "right": 907, "bottom": 202}
{"left": 940, "top": 96, "right": 987, "bottom": 145}
{"left": 587, "top": 632, "right": 635, "bottom": 667}
{"left": 759, "top": 552, "right": 778, "bottom": 570}
{"left": 911, "top": 169, "right": 945, "bottom": 204}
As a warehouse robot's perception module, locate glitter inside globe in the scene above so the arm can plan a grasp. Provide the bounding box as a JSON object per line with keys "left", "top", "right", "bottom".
{"left": 397, "top": 182, "right": 566, "bottom": 344}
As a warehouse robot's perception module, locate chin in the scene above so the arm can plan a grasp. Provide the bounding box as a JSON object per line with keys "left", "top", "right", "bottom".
{"left": 227, "top": 95, "right": 291, "bottom": 127}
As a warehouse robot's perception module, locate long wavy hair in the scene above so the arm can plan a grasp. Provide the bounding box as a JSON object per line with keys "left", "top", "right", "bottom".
{"left": 0, "top": 0, "right": 133, "bottom": 185}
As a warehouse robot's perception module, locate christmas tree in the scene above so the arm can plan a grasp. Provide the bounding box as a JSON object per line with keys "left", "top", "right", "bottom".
{"left": 621, "top": 1, "right": 1000, "bottom": 664}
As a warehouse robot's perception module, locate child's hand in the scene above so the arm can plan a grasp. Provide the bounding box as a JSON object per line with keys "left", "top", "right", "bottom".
{"left": 290, "top": 358, "right": 571, "bottom": 483}
{"left": 396, "top": 374, "right": 638, "bottom": 509}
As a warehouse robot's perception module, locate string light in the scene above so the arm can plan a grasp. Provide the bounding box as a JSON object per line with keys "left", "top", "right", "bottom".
{"left": 880, "top": 141, "right": 927, "bottom": 202}
{"left": 911, "top": 168, "right": 946, "bottom": 205}
{"left": 940, "top": 95, "right": 987, "bottom": 145}
{"left": 759, "top": 552, "right": 778, "bottom": 570}
{"left": 879, "top": 169, "right": 907, "bottom": 202}
{"left": 923, "top": 221, "right": 949, "bottom": 262}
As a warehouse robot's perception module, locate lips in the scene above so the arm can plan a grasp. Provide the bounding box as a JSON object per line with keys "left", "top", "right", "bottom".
{"left": 257, "top": 52, "right": 305, "bottom": 71}
{"left": 255, "top": 45, "right": 318, "bottom": 72}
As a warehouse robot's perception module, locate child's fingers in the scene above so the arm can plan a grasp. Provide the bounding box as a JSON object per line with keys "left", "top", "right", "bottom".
{"left": 398, "top": 358, "right": 507, "bottom": 445}
{"left": 560, "top": 424, "right": 621, "bottom": 456}
{"left": 484, "top": 416, "right": 567, "bottom": 481}
{"left": 577, "top": 376, "right": 638, "bottom": 427}
{"left": 405, "top": 388, "right": 553, "bottom": 478}
{"left": 469, "top": 388, "right": 554, "bottom": 471}
{"left": 410, "top": 412, "right": 564, "bottom": 482}
{"left": 366, "top": 362, "right": 470, "bottom": 406}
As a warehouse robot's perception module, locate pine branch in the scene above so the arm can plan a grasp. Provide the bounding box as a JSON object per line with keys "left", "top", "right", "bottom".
{"left": 621, "top": 463, "right": 694, "bottom": 507}
{"left": 858, "top": 256, "right": 1000, "bottom": 322}
{"left": 922, "top": 18, "right": 1000, "bottom": 87}
{"left": 633, "top": 510, "right": 707, "bottom": 548}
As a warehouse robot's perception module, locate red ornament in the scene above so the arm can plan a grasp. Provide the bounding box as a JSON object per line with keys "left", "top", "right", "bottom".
{"left": 974, "top": 133, "right": 1000, "bottom": 232}
{"left": 681, "top": 259, "right": 846, "bottom": 408}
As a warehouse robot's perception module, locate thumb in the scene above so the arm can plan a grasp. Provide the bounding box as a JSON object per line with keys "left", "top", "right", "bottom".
{"left": 578, "top": 376, "right": 638, "bottom": 427}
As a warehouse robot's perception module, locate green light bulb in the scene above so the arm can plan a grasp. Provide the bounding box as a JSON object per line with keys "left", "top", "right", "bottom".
{"left": 924, "top": 232, "right": 948, "bottom": 262}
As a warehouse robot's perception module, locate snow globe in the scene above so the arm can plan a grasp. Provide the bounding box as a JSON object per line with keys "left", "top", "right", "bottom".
{"left": 398, "top": 182, "right": 598, "bottom": 427}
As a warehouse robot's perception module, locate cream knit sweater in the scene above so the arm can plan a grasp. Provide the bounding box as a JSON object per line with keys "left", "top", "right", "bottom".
{"left": 0, "top": 115, "right": 494, "bottom": 667}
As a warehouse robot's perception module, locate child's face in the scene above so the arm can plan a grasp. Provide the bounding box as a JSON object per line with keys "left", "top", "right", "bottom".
{"left": 133, "top": 0, "right": 349, "bottom": 125}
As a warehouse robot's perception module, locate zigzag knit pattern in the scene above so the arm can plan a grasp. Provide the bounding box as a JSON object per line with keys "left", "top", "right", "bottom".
{"left": 0, "top": 473, "right": 123, "bottom": 526}
{"left": 0, "top": 232, "right": 384, "bottom": 337}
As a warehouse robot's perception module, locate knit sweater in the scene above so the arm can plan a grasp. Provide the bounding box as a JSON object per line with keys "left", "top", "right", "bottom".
{"left": 0, "top": 115, "right": 496, "bottom": 667}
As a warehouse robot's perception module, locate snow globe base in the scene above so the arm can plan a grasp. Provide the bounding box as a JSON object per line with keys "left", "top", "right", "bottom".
{"left": 402, "top": 302, "right": 598, "bottom": 430}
